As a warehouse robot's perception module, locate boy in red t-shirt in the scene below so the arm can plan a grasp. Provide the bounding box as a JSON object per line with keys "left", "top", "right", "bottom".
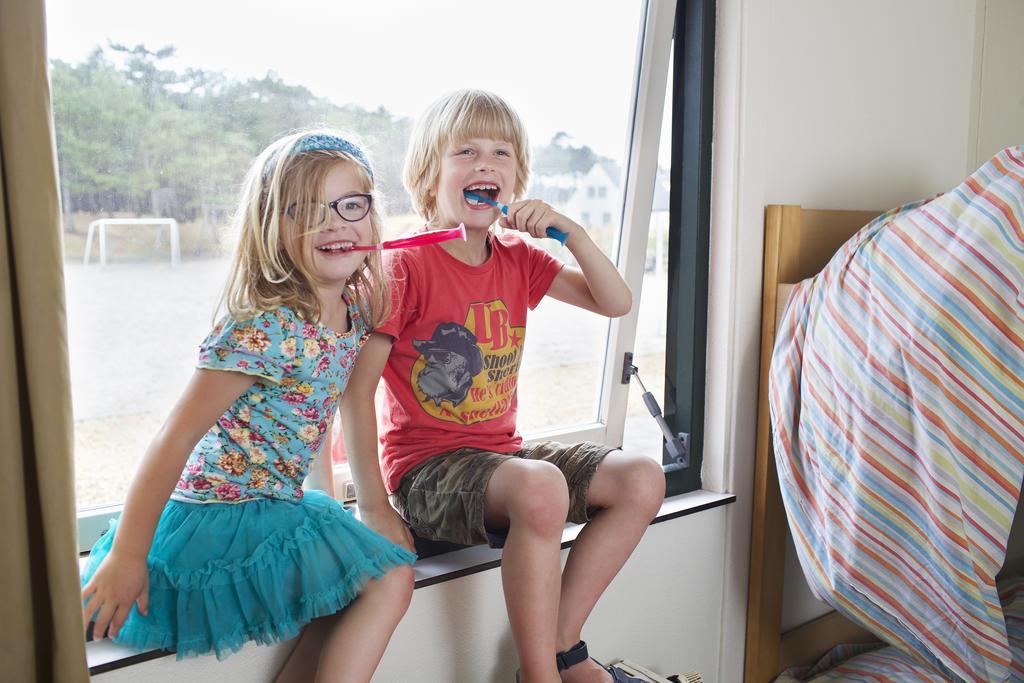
{"left": 343, "top": 89, "right": 665, "bottom": 683}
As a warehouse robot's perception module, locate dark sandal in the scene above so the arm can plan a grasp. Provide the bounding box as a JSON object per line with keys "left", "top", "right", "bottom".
{"left": 555, "top": 640, "right": 645, "bottom": 683}
{"left": 516, "top": 641, "right": 589, "bottom": 681}
{"left": 556, "top": 640, "right": 590, "bottom": 671}
{"left": 515, "top": 640, "right": 644, "bottom": 682}
{"left": 605, "top": 664, "right": 646, "bottom": 683}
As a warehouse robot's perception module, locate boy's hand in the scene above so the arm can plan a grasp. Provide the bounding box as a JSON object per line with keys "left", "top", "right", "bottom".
{"left": 500, "top": 199, "right": 580, "bottom": 242}
{"left": 359, "top": 504, "right": 416, "bottom": 553}
{"left": 81, "top": 549, "right": 150, "bottom": 640}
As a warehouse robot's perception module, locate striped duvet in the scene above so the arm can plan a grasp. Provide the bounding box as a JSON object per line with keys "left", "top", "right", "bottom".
{"left": 770, "top": 146, "right": 1024, "bottom": 681}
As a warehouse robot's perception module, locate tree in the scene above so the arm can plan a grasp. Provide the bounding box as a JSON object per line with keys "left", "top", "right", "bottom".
{"left": 50, "top": 43, "right": 523, "bottom": 238}
{"left": 532, "top": 132, "right": 609, "bottom": 177}
{"left": 51, "top": 50, "right": 150, "bottom": 223}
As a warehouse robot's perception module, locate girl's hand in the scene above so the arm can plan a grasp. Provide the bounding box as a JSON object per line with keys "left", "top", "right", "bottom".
{"left": 359, "top": 504, "right": 415, "bottom": 553}
{"left": 81, "top": 550, "right": 150, "bottom": 640}
{"left": 500, "top": 199, "right": 580, "bottom": 242}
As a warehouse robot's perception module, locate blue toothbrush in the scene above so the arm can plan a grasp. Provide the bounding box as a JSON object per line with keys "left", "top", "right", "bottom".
{"left": 463, "top": 192, "right": 569, "bottom": 245}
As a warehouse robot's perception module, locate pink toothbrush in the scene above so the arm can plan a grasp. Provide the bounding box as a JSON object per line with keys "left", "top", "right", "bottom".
{"left": 349, "top": 223, "right": 466, "bottom": 251}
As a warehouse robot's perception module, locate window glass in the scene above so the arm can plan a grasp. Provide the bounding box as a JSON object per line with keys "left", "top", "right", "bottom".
{"left": 621, "top": 43, "right": 673, "bottom": 461}
{"left": 46, "top": 0, "right": 646, "bottom": 508}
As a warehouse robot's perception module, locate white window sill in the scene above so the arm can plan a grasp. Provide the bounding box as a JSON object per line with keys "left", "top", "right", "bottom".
{"left": 84, "top": 489, "right": 735, "bottom": 675}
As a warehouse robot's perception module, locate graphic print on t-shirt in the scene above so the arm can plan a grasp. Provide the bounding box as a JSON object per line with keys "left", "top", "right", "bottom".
{"left": 411, "top": 322, "right": 483, "bottom": 407}
{"left": 410, "top": 299, "right": 525, "bottom": 424}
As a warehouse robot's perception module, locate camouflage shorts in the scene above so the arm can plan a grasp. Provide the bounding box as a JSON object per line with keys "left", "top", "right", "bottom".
{"left": 390, "top": 441, "right": 615, "bottom": 548}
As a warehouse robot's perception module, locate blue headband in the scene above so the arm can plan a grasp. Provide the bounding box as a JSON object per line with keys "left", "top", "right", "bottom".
{"left": 292, "top": 134, "right": 374, "bottom": 180}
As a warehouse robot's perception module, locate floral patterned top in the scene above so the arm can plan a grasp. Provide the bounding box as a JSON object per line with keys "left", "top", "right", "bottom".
{"left": 173, "top": 297, "right": 366, "bottom": 503}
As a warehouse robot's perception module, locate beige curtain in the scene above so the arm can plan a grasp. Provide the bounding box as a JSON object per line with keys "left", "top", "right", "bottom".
{"left": 0, "top": 0, "right": 89, "bottom": 680}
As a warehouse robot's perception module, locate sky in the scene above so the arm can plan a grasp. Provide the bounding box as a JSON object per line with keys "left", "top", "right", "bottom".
{"left": 44, "top": 0, "right": 672, "bottom": 162}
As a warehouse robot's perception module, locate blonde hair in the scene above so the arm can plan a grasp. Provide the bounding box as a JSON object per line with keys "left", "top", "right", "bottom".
{"left": 403, "top": 89, "right": 531, "bottom": 224}
{"left": 220, "top": 128, "right": 390, "bottom": 328}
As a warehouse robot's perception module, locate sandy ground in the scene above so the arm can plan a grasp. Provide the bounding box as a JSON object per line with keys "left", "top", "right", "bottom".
{"left": 66, "top": 257, "right": 668, "bottom": 508}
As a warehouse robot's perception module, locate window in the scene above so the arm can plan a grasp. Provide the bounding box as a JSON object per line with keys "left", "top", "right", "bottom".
{"left": 617, "top": 0, "right": 712, "bottom": 495}
{"left": 49, "top": 0, "right": 709, "bottom": 547}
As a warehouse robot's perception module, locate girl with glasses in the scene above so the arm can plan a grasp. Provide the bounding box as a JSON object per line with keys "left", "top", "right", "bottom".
{"left": 80, "top": 129, "right": 416, "bottom": 682}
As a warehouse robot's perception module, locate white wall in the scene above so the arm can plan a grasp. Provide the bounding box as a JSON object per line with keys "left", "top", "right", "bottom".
{"left": 760, "top": 2, "right": 979, "bottom": 209}
{"left": 971, "top": 0, "right": 1024, "bottom": 167}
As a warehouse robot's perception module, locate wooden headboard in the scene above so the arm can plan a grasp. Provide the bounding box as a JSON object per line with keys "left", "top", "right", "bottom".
{"left": 743, "top": 205, "right": 883, "bottom": 682}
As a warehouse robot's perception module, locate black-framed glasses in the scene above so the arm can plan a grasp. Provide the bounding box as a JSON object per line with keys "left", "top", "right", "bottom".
{"left": 287, "top": 193, "right": 372, "bottom": 225}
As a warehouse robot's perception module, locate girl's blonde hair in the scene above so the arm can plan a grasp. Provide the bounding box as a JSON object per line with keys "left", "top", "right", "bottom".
{"left": 220, "top": 128, "right": 390, "bottom": 328}
{"left": 403, "top": 90, "right": 531, "bottom": 225}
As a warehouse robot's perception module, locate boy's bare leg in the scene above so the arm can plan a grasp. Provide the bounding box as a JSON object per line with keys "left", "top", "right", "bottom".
{"left": 485, "top": 459, "right": 570, "bottom": 683}
{"left": 275, "top": 565, "right": 414, "bottom": 683}
{"left": 557, "top": 451, "right": 665, "bottom": 683}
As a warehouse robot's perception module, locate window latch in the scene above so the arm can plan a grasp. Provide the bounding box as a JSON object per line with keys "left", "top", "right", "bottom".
{"left": 621, "top": 352, "right": 690, "bottom": 470}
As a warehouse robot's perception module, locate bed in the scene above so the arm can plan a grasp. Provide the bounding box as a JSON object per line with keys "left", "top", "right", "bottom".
{"left": 744, "top": 205, "right": 883, "bottom": 683}
{"left": 742, "top": 145, "right": 1024, "bottom": 683}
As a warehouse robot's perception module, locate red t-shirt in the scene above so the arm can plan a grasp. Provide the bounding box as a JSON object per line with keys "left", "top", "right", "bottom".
{"left": 376, "top": 232, "right": 563, "bottom": 492}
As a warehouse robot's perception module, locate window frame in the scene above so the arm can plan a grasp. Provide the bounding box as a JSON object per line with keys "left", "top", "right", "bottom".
{"left": 662, "top": 0, "right": 715, "bottom": 495}
{"left": 73, "top": 0, "right": 713, "bottom": 550}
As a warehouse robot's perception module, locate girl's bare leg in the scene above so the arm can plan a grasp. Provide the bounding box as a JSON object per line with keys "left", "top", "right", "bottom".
{"left": 275, "top": 615, "right": 332, "bottom": 683}
{"left": 275, "top": 565, "right": 415, "bottom": 683}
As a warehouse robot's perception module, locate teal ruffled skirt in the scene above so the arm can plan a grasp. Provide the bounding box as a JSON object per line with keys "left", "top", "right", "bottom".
{"left": 81, "top": 489, "right": 416, "bottom": 660}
